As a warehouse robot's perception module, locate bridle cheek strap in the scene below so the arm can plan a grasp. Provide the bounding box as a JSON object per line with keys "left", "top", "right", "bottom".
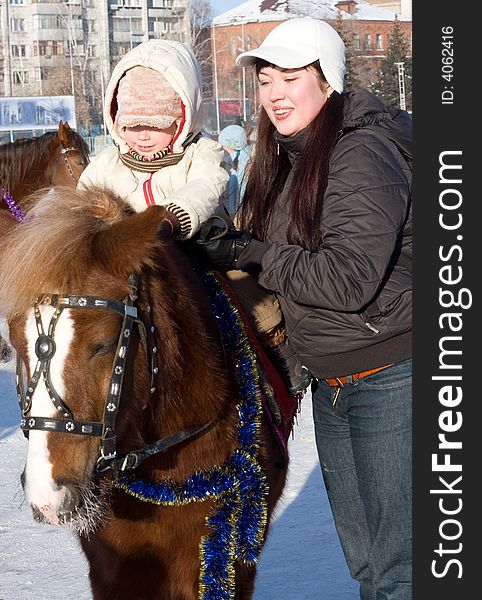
{"left": 15, "top": 278, "right": 210, "bottom": 473}
{"left": 48, "top": 145, "right": 89, "bottom": 185}
{"left": 16, "top": 291, "right": 141, "bottom": 450}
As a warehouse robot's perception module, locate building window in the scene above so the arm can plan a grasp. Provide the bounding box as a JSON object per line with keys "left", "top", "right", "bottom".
{"left": 115, "top": 0, "right": 142, "bottom": 6}
{"left": 13, "top": 70, "right": 29, "bottom": 85}
{"left": 33, "top": 41, "right": 64, "bottom": 57}
{"left": 35, "top": 67, "right": 46, "bottom": 82}
{"left": 112, "top": 17, "right": 142, "bottom": 32}
{"left": 112, "top": 42, "right": 132, "bottom": 56}
{"left": 353, "top": 33, "right": 360, "bottom": 51}
{"left": 10, "top": 0, "right": 26, "bottom": 5}
{"left": 11, "top": 44, "right": 27, "bottom": 58}
{"left": 33, "top": 15, "right": 63, "bottom": 29}
{"left": 152, "top": 19, "right": 169, "bottom": 34}
{"left": 11, "top": 18, "right": 26, "bottom": 31}
{"left": 376, "top": 34, "right": 383, "bottom": 51}
{"left": 365, "top": 34, "right": 372, "bottom": 50}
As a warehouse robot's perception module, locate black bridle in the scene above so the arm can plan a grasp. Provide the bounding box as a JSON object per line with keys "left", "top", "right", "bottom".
{"left": 16, "top": 274, "right": 211, "bottom": 472}
{"left": 48, "top": 144, "right": 89, "bottom": 186}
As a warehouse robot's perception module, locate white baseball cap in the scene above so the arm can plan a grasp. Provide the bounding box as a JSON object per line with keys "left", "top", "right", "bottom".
{"left": 236, "top": 18, "right": 346, "bottom": 94}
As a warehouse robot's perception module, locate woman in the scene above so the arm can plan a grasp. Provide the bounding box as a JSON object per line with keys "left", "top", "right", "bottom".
{"left": 197, "top": 17, "right": 412, "bottom": 600}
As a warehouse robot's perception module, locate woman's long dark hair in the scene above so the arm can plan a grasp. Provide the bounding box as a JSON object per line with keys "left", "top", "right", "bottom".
{"left": 239, "top": 61, "right": 344, "bottom": 251}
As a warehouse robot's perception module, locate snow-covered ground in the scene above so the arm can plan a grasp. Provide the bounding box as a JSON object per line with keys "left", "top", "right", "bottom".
{"left": 0, "top": 357, "right": 358, "bottom": 599}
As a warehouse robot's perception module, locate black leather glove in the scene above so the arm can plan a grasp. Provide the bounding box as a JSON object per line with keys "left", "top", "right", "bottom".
{"left": 194, "top": 212, "right": 251, "bottom": 268}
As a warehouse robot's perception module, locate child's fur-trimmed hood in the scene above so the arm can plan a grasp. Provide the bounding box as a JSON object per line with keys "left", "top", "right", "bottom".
{"left": 104, "top": 40, "right": 203, "bottom": 155}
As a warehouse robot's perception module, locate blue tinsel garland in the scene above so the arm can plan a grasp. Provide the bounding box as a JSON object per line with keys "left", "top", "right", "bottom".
{"left": 116, "top": 269, "right": 268, "bottom": 599}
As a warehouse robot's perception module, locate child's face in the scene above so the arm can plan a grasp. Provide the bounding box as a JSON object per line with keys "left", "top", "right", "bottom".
{"left": 124, "top": 123, "right": 177, "bottom": 157}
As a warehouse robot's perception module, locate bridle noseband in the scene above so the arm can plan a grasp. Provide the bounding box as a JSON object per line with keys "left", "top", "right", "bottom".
{"left": 16, "top": 275, "right": 212, "bottom": 473}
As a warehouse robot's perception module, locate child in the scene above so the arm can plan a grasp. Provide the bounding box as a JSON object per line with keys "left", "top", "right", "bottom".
{"left": 78, "top": 39, "right": 228, "bottom": 239}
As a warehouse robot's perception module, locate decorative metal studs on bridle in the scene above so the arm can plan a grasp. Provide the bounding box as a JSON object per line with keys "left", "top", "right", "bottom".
{"left": 35, "top": 334, "right": 56, "bottom": 361}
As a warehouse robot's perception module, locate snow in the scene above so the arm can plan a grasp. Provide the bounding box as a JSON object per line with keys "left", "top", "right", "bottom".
{"left": 0, "top": 357, "right": 358, "bottom": 599}
{"left": 213, "top": 0, "right": 411, "bottom": 26}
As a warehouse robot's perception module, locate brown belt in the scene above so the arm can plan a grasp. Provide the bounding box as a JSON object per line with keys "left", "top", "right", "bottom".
{"left": 324, "top": 364, "right": 394, "bottom": 387}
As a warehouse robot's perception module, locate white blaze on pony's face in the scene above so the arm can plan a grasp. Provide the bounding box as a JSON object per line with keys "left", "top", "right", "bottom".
{"left": 22, "top": 305, "right": 74, "bottom": 526}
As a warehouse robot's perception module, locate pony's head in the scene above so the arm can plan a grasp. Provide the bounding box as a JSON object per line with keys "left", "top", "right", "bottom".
{"left": 0, "top": 186, "right": 212, "bottom": 533}
{"left": 44, "top": 121, "right": 90, "bottom": 188}
{"left": 0, "top": 186, "right": 231, "bottom": 534}
{"left": 0, "top": 121, "right": 89, "bottom": 208}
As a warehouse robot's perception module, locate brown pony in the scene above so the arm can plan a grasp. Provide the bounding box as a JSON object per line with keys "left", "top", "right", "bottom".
{"left": 0, "top": 120, "right": 89, "bottom": 361}
{"left": 0, "top": 186, "right": 288, "bottom": 600}
{"left": 0, "top": 120, "right": 89, "bottom": 213}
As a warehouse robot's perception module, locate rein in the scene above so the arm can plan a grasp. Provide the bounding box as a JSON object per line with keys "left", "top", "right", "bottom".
{"left": 16, "top": 274, "right": 211, "bottom": 472}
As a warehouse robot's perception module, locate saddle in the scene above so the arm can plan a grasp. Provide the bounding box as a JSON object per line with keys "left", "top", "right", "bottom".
{"left": 208, "top": 270, "right": 300, "bottom": 466}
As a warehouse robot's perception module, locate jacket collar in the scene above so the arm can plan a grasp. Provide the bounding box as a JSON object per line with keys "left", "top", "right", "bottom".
{"left": 273, "top": 128, "right": 307, "bottom": 163}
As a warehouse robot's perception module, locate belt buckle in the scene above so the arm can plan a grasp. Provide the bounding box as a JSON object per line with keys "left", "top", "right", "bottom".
{"left": 331, "top": 377, "right": 345, "bottom": 406}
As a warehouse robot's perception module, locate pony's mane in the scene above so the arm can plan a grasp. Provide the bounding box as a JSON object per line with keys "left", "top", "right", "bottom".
{"left": 0, "top": 186, "right": 129, "bottom": 315}
{"left": 0, "top": 133, "right": 56, "bottom": 191}
{"left": 0, "top": 129, "right": 89, "bottom": 193}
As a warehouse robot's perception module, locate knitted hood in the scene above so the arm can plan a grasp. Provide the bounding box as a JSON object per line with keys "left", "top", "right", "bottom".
{"left": 104, "top": 40, "right": 203, "bottom": 155}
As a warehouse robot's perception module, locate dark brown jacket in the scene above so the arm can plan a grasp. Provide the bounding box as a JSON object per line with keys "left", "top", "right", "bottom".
{"left": 238, "top": 90, "right": 412, "bottom": 379}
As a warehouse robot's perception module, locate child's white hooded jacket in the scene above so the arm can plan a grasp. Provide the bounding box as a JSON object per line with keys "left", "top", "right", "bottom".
{"left": 79, "top": 40, "right": 228, "bottom": 238}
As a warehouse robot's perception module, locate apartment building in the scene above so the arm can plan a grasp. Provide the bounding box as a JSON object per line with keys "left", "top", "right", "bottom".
{"left": 0, "top": 0, "right": 189, "bottom": 133}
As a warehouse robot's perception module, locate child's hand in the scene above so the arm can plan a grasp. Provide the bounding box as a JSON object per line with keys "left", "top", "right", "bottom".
{"left": 158, "top": 212, "right": 180, "bottom": 239}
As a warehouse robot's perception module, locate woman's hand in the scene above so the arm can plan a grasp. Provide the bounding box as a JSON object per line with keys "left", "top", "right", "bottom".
{"left": 194, "top": 213, "right": 252, "bottom": 267}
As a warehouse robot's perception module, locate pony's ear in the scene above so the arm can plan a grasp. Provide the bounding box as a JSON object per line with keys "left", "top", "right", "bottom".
{"left": 58, "top": 120, "right": 71, "bottom": 147}
{"left": 92, "top": 205, "right": 167, "bottom": 278}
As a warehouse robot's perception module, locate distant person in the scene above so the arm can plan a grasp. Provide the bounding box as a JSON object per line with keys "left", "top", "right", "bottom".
{"left": 218, "top": 124, "right": 251, "bottom": 213}
{"left": 195, "top": 17, "right": 412, "bottom": 599}
{"left": 79, "top": 39, "right": 228, "bottom": 239}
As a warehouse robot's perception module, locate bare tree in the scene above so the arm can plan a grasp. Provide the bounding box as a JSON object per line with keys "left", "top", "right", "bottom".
{"left": 169, "top": 1, "right": 214, "bottom": 97}
{"left": 42, "top": 63, "right": 92, "bottom": 130}
{"left": 38, "top": 1, "right": 102, "bottom": 133}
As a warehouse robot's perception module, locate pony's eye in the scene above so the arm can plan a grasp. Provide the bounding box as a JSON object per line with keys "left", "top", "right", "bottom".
{"left": 74, "top": 159, "right": 86, "bottom": 166}
{"left": 90, "top": 338, "right": 117, "bottom": 358}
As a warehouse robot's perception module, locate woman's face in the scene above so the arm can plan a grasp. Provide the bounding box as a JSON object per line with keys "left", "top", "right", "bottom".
{"left": 258, "top": 65, "right": 332, "bottom": 137}
{"left": 124, "top": 122, "right": 177, "bottom": 157}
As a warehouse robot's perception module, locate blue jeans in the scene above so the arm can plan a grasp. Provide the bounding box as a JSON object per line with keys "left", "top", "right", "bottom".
{"left": 312, "top": 359, "right": 412, "bottom": 600}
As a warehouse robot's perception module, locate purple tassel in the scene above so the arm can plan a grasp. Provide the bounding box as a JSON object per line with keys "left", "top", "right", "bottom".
{"left": 1, "top": 187, "right": 25, "bottom": 223}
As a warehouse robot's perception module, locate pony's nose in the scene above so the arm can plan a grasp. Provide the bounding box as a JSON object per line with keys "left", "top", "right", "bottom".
{"left": 58, "top": 483, "right": 82, "bottom": 518}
